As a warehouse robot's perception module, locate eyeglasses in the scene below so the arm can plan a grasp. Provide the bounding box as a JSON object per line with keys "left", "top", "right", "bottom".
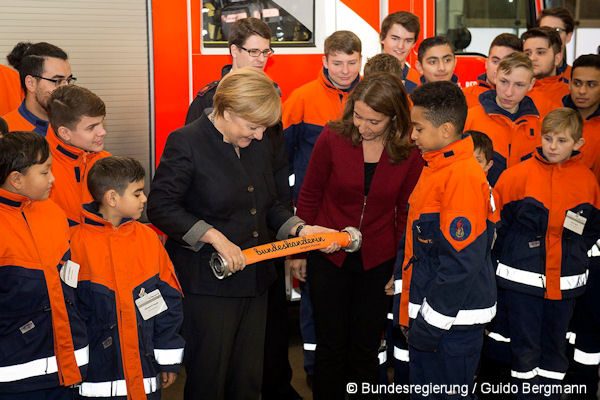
{"left": 551, "top": 27, "right": 567, "bottom": 34}
{"left": 238, "top": 46, "right": 274, "bottom": 58}
{"left": 32, "top": 75, "right": 77, "bottom": 86}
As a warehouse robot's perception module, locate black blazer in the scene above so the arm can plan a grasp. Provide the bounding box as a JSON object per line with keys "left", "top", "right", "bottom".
{"left": 147, "top": 113, "right": 298, "bottom": 297}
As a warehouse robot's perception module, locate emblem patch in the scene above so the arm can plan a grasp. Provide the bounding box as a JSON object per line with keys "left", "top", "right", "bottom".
{"left": 450, "top": 217, "right": 471, "bottom": 241}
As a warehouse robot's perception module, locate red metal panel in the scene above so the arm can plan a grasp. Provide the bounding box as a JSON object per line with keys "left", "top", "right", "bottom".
{"left": 340, "top": 0, "right": 381, "bottom": 32}
{"left": 151, "top": 0, "right": 190, "bottom": 165}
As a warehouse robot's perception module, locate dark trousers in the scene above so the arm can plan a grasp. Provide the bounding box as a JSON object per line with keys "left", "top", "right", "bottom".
{"left": 182, "top": 292, "right": 268, "bottom": 400}
{"left": 308, "top": 252, "right": 393, "bottom": 400}
{"left": 299, "top": 280, "right": 316, "bottom": 376}
{"left": 410, "top": 328, "right": 484, "bottom": 400}
{"left": 0, "top": 387, "right": 75, "bottom": 400}
{"left": 507, "top": 291, "right": 575, "bottom": 400}
{"left": 565, "top": 256, "right": 600, "bottom": 399}
{"left": 261, "top": 260, "right": 298, "bottom": 400}
{"left": 477, "top": 288, "right": 511, "bottom": 398}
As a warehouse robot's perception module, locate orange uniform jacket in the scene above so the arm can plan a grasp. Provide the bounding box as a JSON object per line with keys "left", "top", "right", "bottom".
{"left": 463, "top": 73, "right": 492, "bottom": 108}
{"left": 46, "top": 128, "right": 110, "bottom": 225}
{"left": 282, "top": 68, "right": 359, "bottom": 199}
{"left": 0, "top": 64, "right": 22, "bottom": 116}
{"left": 563, "top": 95, "right": 600, "bottom": 183}
{"left": 465, "top": 90, "right": 541, "bottom": 186}
{"left": 393, "top": 136, "right": 497, "bottom": 351}
{"left": 0, "top": 189, "right": 88, "bottom": 392}
{"left": 494, "top": 149, "right": 600, "bottom": 300}
{"left": 2, "top": 102, "right": 51, "bottom": 136}
{"left": 71, "top": 204, "right": 184, "bottom": 399}
{"left": 527, "top": 75, "right": 570, "bottom": 118}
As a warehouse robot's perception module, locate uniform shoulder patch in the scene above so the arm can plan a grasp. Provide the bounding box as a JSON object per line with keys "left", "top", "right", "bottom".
{"left": 449, "top": 216, "right": 471, "bottom": 241}
{"left": 197, "top": 80, "right": 219, "bottom": 96}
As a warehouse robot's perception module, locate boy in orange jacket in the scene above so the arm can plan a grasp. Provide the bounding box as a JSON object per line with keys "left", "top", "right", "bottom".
{"left": 46, "top": 85, "right": 111, "bottom": 225}
{"left": 493, "top": 108, "right": 600, "bottom": 399}
{"left": 464, "top": 52, "right": 541, "bottom": 186}
{"left": 522, "top": 27, "right": 570, "bottom": 118}
{"left": 70, "top": 156, "right": 184, "bottom": 400}
{"left": 0, "top": 131, "right": 88, "bottom": 399}
{"left": 394, "top": 82, "right": 496, "bottom": 398}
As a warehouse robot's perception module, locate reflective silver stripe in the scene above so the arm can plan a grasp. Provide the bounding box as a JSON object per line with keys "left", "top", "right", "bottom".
{"left": 487, "top": 331, "right": 511, "bottom": 343}
{"left": 0, "top": 345, "right": 88, "bottom": 383}
{"left": 378, "top": 351, "right": 387, "bottom": 365}
{"left": 497, "top": 263, "right": 588, "bottom": 290}
{"left": 79, "top": 377, "right": 159, "bottom": 397}
{"left": 537, "top": 368, "right": 565, "bottom": 380}
{"left": 394, "top": 279, "right": 402, "bottom": 295}
{"left": 393, "top": 346, "right": 409, "bottom": 362}
{"left": 387, "top": 313, "right": 393, "bottom": 321}
{"left": 511, "top": 368, "right": 565, "bottom": 381}
{"left": 511, "top": 369, "right": 537, "bottom": 380}
{"left": 574, "top": 349, "right": 600, "bottom": 366}
{"left": 588, "top": 241, "right": 600, "bottom": 257}
{"left": 408, "top": 302, "right": 420, "bottom": 319}
{"left": 303, "top": 343, "right": 316, "bottom": 351}
{"left": 420, "top": 299, "right": 455, "bottom": 330}
{"left": 566, "top": 332, "right": 577, "bottom": 345}
{"left": 154, "top": 348, "right": 183, "bottom": 365}
{"left": 410, "top": 299, "right": 495, "bottom": 329}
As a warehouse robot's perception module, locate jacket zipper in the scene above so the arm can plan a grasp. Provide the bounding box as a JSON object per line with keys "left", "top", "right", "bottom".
{"left": 358, "top": 196, "right": 367, "bottom": 231}
{"left": 404, "top": 255, "right": 417, "bottom": 271}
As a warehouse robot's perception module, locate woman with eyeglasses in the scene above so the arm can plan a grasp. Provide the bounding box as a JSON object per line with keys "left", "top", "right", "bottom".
{"left": 294, "top": 72, "right": 424, "bottom": 399}
{"left": 148, "top": 67, "right": 334, "bottom": 400}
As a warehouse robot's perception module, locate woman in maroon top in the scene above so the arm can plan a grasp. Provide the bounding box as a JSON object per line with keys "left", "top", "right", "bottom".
{"left": 293, "top": 72, "right": 423, "bottom": 399}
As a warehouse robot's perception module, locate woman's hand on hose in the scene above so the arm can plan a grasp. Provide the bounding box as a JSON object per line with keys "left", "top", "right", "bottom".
{"left": 202, "top": 228, "right": 245, "bottom": 274}
{"left": 296, "top": 224, "right": 342, "bottom": 253}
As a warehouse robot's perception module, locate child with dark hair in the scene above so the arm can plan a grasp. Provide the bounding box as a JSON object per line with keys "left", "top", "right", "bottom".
{"left": 416, "top": 36, "right": 459, "bottom": 85}
{"left": 394, "top": 81, "right": 496, "bottom": 398}
{"left": 46, "top": 84, "right": 111, "bottom": 225}
{"left": 468, "top": 130, "right": 494, "bottom": 174}
{"left": 494, "top": 108, "right": 600, "bottom": 399}
{"left": 70, "top": 156, "right": 184, "bottom": 399}
{"left": 0, "top": 131, "right": 88, "bottom": 399}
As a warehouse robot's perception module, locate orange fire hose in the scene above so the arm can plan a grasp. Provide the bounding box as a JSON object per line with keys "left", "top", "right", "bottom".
{"left": 210, "top": 227, "right": 362, "bottom": 279}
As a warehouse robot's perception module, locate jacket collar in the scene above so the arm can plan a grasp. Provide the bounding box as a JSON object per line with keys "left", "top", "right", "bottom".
{"left": 562, "top": 95, "right": 600, "bottom": 121}
{"left": 320, "top": 67, "right": 360, "bottom": 93}
{"left": 46, "top": 126, "right": 92, "bottom": 162}
{"left": 420, "top": 74, "right": 459, "bottom": 85}
{"left": 534, "top": 74, "right": 568, "bottom": 89}
{"left": 533, "top": 146, "right": 582, "bottom": 167}
{"left": 18, "top": 101, "right": 49, "bottom": 136}
{"left": 81, "top": 202, "right": 134, "bottom": 230}
{"left": 422, "top": 134, "right": 474, "bottom": 170}
{"left": 479, "top": 90, "right": 539, "bottom": 120}
{"left": 0, "top": 188, "right": 33, "bottom": 210}
{"left": 476, "top": 73, "right": 492, "bottom": 88}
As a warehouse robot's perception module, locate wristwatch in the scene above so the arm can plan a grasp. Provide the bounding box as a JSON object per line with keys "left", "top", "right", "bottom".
{"left": 294, "top": 224, "right": 306, "bottom": 237}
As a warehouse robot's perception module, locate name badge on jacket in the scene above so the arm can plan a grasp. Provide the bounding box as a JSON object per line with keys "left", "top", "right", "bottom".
{"left": 135, "top": 288, "right": 168, "bottom": 320}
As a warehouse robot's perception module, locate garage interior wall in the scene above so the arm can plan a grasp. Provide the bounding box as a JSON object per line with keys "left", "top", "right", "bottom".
{"left": 0, "top": 0, "right": 153, "bottom": 190}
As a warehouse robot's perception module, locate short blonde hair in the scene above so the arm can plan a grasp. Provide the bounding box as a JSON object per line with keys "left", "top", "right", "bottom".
{"left": 542, "top": 107, "right": 583, "bottom": 141}
{"left": 497, "top": 52, "right": 533, "bottom": 77}
{"left": 213, "top": 67, "right": 280, "bottom": 127}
